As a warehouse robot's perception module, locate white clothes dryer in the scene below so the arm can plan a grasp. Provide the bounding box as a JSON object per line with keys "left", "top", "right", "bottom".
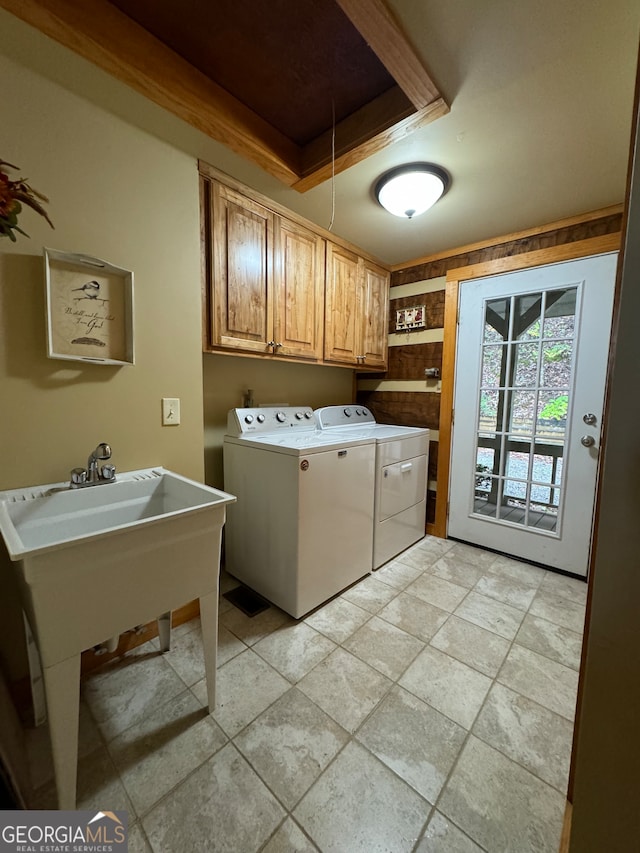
{"left": 314, "top": 405, "right": 430, "bottom": 569}
{"left": 223, "top": 407, "right": 376, "bottom": 618}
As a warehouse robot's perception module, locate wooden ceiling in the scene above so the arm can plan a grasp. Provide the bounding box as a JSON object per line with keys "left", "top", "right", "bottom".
{"left": 0, "top": 0, "right": 448, "bottom": 191}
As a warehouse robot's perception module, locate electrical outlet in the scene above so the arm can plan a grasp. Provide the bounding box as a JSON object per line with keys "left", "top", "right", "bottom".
{"left": 162, "top": 397, "right": 181, "bottom": 425}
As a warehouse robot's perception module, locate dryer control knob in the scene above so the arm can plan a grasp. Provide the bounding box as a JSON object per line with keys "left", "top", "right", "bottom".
{"left": 276, "top": 411, "right": 287, "bottom": 423}
{"left": 257, "top": 414, "right": 265, "bottom": 423}
{"left": 295, "top": 412, "right": 304, "bottom": 419}
{"left": 244, "top": 414, "right": 254, "bottom": 424}
{"left": 344, "top": 408, "right": 353, "bottom": 417}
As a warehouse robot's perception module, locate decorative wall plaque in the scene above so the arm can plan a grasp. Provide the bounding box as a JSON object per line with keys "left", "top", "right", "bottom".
{"left": 44, "top": 248, "right": 134, "bottom": 365}
{"left": 395, "top": 304, "right": 426, "bottom": 332}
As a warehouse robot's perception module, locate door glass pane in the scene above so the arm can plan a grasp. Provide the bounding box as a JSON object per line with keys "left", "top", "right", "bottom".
{"left": 514, "top": 293, "right": 542, "bottom": 341}
{"left": 481, "top": 344, "right": 505, "bottom": 387}
{"left": 474, "top": 476, "right": 498, "bottom": 517}
{"left": 541, "top": 340, "right": 573, "bottom": 387}
{"left": 530, "top": 484, "right": 551, "bottom": 505}
{"left": 474, "top": 465, "right": 492, "bottom": 496}
{"left": 500, "top": 480, "right": 527, "bottom": 525}
{"left": 510, "top": 390, "right": 536, "bottom": 434}
{"left": 537, "top": 390, "right": 568, "bottom": 438}
{"left": 484, "top": 298, "right": 510, "bottom": 343}
{"left": 503, "top": 478, "right": 527, "bottom": 502}
{"left": 543, "top": 289, "right": 576, "bottom": 338}
{"left": 476, "top": 445, "right": 494, "bottom": 477}
{"left": 477, "top": 437, "right": 504, "bottom": 475}
{"left": 479, "top": 390, "right": 500, "bottom": 431}
{"left": 531, "top": 452, "right": 556, "bottom": 484}
{"left": 472, "top": 287, "right": 577, "bottom": 531}
{"left": 513, "top": 343, "right": 539, "bottom": 386}
{"left": 506, "top": 443, "right": 531, "bottom": 481}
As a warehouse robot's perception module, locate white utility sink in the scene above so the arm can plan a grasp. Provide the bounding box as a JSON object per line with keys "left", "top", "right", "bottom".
{"left": 0, "top": 467, "right": 236, "bottom": 809}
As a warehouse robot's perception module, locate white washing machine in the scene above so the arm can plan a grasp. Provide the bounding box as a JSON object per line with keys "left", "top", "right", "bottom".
{"left": 315, "top": 405, "right": 430, "bottom": 569}
{"left": 223, "top": 406, "right": 376, "bottom": 618}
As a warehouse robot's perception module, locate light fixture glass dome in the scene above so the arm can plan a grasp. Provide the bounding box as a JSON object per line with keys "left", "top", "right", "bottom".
{"left": 375, "top": 163, "right": 450, "bottom": 219}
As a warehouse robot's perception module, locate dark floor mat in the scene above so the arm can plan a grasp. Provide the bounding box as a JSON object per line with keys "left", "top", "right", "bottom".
{"left": 223, "top": 585, "right": 270, "bottom": 617}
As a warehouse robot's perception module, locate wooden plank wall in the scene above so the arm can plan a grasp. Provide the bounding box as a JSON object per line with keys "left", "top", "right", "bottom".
{"left": 356, "top": 208, "right": 623, "bottom": 534}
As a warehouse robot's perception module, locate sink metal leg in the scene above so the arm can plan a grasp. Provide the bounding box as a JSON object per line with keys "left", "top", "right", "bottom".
{"left": 42, "top": 654, "right": 81, "bottom": 810}
{"left": 199, "top": 591, "right": 218, "bottom": 713}
{"left": 157, "top": 611, "right": 171, "bottom": 652}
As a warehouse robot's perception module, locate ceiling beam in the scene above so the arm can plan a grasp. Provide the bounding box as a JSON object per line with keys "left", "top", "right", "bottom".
{"left": 0, "top": 0, "right": 302, "bottom": 186}
{"left": 293, "top": 97, "right": 449, "bottom": 193}
{"left": 301, "top": 86, "right": 415, "bottom": 175}
{"left": 335, "top": 0, "right": 444, "bottom": 109}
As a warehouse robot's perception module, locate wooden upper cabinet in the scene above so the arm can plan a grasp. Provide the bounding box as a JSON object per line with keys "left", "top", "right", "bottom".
{"left": 273, "top": 217, "right": 325, "bottom": 360}
{"left": 211, "top": 182, "right": 274, "bottom": 353}
{"left": 202, "top": 168, "right": 389, "bottom": 370}
{"left": 324, "top": 243, "right": 361, "bottom": 365}
{"left": 325, "top": 243, "right": 390, "bottom": 368}
{"left": 361, "top": 259, "right": 390, "bottom": 370}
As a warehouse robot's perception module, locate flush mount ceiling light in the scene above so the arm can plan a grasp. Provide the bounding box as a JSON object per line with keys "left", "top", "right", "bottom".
{"left": 374, "top": 163, "right": 450, "bottom": 219}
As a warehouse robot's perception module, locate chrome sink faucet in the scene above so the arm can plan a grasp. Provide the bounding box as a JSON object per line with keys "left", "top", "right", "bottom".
{"left": 70, "top": 443, "right": 117, "bottom": 488}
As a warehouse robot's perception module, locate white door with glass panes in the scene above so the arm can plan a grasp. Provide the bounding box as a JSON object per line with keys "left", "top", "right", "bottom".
{"left": 449, "top": 253, "right": 617, "bottom": 576}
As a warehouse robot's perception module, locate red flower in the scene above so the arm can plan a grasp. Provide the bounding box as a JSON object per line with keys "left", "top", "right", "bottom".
{"left": 0, "top": 159, "right": 54, "bottom": 242}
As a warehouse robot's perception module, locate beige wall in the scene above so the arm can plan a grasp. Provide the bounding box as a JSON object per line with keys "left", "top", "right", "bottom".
{"left": 0, "top": 53, "right": 205, "bottom": 490}
{"left": 203, "top": 354, "right": 354, "bottom": 489}
{"left": 0, "top": 34, "right": 206, "bottom": 688}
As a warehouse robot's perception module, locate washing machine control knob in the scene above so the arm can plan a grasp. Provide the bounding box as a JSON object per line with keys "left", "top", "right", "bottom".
{"left": 276, "top": 411, "right": 287, "bottom": 423}
{"left": 304, "top": 411, "right": 313, "bottom": 419}
{"left": 344, "top": 408, "right": 353, "bottom": 417}
{"left": 257, "top": 414, "right": 265, "bottom": 423}
{"left": 295, "top": 412, "right": 304, "bottom": 419}
{"left": 244, "top": 414, "right": 254, "bottom": 424}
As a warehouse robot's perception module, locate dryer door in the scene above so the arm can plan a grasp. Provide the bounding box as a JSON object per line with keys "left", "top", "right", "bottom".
{"left": 378, "top": 454, "right": 428, "bottom": 521}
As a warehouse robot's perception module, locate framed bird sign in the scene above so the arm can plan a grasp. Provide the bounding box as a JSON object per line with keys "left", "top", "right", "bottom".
{"left": 44, "top": 248, "right": 134, "bottom": 365}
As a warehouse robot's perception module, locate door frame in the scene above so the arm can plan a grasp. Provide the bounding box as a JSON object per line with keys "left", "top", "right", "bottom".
{"left": 433, "top": 232, "right": 621, "bottom": 539}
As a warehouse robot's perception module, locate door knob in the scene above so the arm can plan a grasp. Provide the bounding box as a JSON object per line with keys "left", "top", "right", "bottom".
{"left": 583, "top": 413, "right": 597, "bottom": 425}
{"left": 580, "top": 435, "right": 595, "bottom": 447}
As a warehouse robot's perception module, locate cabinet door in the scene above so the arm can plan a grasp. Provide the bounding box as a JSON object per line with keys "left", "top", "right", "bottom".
{"left": 324, "top": 243, "right": 362, "bottom": 365}
{"left": 212, "top": 182, "right": 274, "bottom": 352}
{"left": 360, "top": 260, "right": 389, "bottom": 369}
{"left": 274, "top": 217, "right": 325, "bottom": 360}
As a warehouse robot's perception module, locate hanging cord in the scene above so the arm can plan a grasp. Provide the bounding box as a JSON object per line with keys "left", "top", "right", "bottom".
{"left": 327, "top": 99, "right": 336, "bottom": 231}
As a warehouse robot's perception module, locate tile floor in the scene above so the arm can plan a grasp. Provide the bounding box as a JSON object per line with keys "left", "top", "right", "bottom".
{"left": 24, "top": 536, "right": 587, "bottom": 852}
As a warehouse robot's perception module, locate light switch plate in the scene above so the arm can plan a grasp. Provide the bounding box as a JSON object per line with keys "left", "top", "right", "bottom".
{"left": 162, "top": 397, "right": 181, "bottom": 425}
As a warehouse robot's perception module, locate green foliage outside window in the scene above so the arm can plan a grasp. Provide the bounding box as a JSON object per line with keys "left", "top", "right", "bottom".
{"left": 539, "top": 394, "right": 568, "bottom": 421}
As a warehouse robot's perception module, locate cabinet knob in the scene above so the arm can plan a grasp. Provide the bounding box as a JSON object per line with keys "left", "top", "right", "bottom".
{"left": 275, "top": 342, "right": 283, "bottom": 349}
{"left": 266, "top": 340, "right": 275, "bottom": 349}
